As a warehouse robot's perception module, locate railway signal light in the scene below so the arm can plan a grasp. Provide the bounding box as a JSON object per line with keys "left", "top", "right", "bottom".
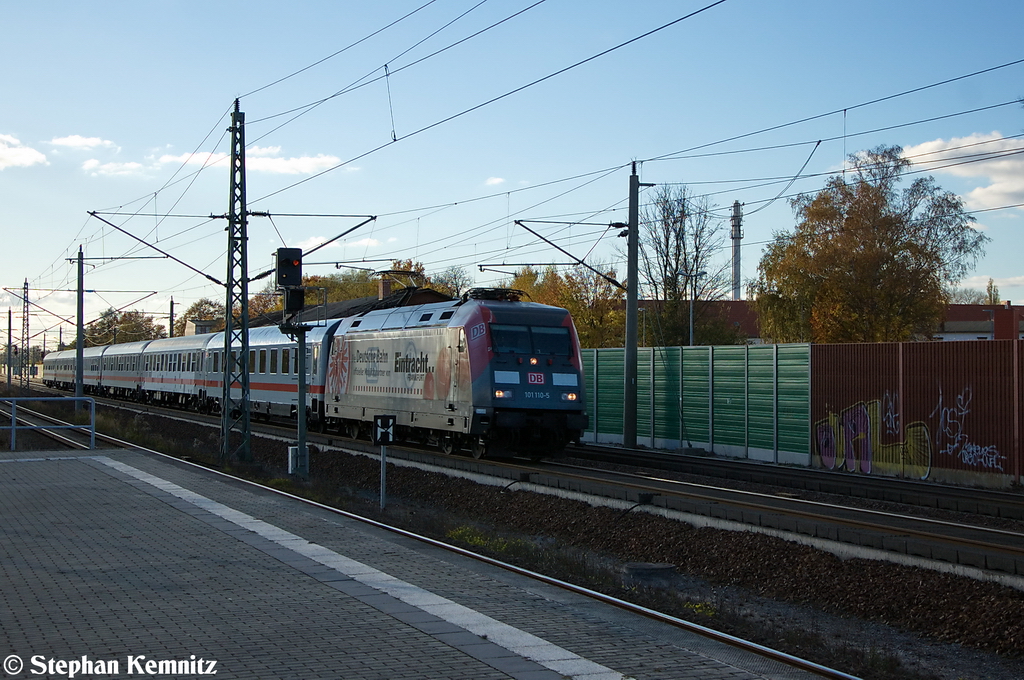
{"left": 276, "top": 248, "right": 303, "bottom": 287}
{"left": 283, "top": 288, "right": 305, "bottom": 313}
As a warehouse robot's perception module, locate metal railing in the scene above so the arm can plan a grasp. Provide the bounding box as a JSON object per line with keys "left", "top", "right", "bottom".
{"left": 1, "top": 397, "right": 96, "bottom": 450}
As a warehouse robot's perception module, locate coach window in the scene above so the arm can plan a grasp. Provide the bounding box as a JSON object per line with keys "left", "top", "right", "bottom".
{"left": 312, "top": 346, "right": 319, "bottom": 376}
{"left": 292, "top": 350, "right": 298, "bottom": 375}
{"left": 259, "top": 349, "right": 267, "bottom": 374}
{"left": 249, "top": 350, "right": 256, "bottom": 374}
{"left": 269, "top": 349, "right": 278, "bottom": 374}
{"left": 212, "top": 351, "right": 219, "bottom": 374}
{"left": 281, "top": 348, "right": 290, "bottom": 375}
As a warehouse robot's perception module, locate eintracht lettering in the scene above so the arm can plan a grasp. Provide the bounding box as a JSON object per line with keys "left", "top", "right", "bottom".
{"left": 394, "top": 351, "right": 431, "bottom": 374}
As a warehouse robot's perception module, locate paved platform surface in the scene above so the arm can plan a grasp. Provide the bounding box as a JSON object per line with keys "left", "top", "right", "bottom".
{"left": 0, "top": 448, "right": 826, "bottom": 679}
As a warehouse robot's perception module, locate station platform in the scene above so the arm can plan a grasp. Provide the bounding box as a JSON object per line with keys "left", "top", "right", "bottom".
{"left": 1, "top": 448, "right": 824, "bottom": 680}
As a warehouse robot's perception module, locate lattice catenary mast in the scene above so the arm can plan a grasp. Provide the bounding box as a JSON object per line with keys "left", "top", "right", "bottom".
{"left": 221, "top": 100, "right": 252, "bottom": 463}
{"left": 21, "top": 279, "right": 29, "bottom": 388}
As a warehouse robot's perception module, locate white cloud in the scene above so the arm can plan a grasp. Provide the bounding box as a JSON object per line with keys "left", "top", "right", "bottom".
{"left": 248, "top": 145, "right": 282, "bottom": 157}
{"left": 485, "top": 177, "right": 505, "bottom": 186}
{"left": 50, "top": 135, "right": 116, "bottom": 150}
{"left": 158, "top": 151, "right": 228, "bottom": 168}
{"left": 294, "top": 236, "right": 381, "bottom": 252}
{"left": 157, "top": 148, "right": 340, "bottom": 175}
{"left": 248, "top": 154, "right": 341, "bottom": 175}
{"left": 0, "top": 134, "right": 47, "bottom": 170}
{"left": 82, "top": 159, "right": 145, "bottom": 176}
{"left": 959, "top": 274, "right": 1024, "bottom": 291}
{"left": 902, "top": 132, "right": 1024, "bottom": 210}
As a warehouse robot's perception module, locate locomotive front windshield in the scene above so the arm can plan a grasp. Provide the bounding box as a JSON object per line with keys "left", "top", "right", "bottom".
{"left": 490, "top": 324, "right": 572, "bottom": 356}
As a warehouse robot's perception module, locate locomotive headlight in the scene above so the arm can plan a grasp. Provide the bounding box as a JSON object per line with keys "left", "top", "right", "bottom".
{"left": 529, "top": 357, "right": 538, "bottom": 365}
{"left": 494, "top": 389, "right": 514, "bottom": 399}
{"left": 561, "top": 392, "right": 578, "bottom": 402}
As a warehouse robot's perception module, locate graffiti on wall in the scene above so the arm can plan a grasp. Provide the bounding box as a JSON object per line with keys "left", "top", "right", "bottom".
{"left": 814, "top": 385, "right": 1005, "bottom": 478}
{"left": 814, "top": 398, "right": 931, "bottom": 479}
{"left": 929, "top": 386, "right": 1005, "bottom": 471}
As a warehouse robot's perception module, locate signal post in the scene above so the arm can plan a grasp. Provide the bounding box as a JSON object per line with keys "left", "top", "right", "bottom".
{"left": 276, "top": 247, "right": 310, "bottom": 479}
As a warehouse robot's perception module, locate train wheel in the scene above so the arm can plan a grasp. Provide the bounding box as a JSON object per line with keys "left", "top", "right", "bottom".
{"left": 346, "top": 421, "right": 360, "bottom": 440}
{"left": 440, "top": 434, "right": 459, "bottom": 455}
{"left": 471, "top": 439, "right": 487, "bottom": 459}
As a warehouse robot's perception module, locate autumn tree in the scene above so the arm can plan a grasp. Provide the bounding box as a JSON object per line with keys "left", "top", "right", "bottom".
{"left": 558, "top": 263, "right": 625, "bottom": 348}
{"left": 173, "top": 298, "right": 225, "bottom": 337}
{"left": 505, "top": 265, "right": 565, "bottom": 307}
{"left": 248, "top": 282, "right": 283, "bottom": 324}
{"left": 430, "top": 265, "right": 474, "bottom": 298}
{"left": 637, "top": 185, "right": 731, "bottom": 346}
{"left": 947, "top": 286, "right": 986, "bottom": 304}
{"left": 751, "top": 145, "right": 987, "bottom": 342}
{"left": 69, "top": 308, "right": 165, "bottom": 347}
{"left": 317, "top": 269, "right": 378, "bottom": 301}
{"left": 985, "top": 277, "right": 1002, "bottom": 304}
{"left": 384, "top": 259, "right": 429, "bottom": 290}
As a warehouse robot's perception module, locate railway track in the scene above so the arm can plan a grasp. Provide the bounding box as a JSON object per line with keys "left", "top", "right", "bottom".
{"left": 569, "top": 442, "right": 1024, "bottom": 521}
{"left": 0, "top": 397, "right": 103, "bottom": 452}
{"left": 19, "top": 384, "right": 1024, "bottom": 584}
{"left": 2, "top": 396, "right": 860, "bottom": 680}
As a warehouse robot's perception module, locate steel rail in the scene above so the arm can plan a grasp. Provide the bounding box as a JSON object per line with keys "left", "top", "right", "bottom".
{"left": 22, "top": 385, "right": 1024, "bottom": 559}
{"left": 0, "top": 404, "right": 92, "bottom": 451}
{"left": 9, "top": 404, "right": 860, "bottom": 680}
{"left": 570, "top": 442, "right": 1024, "bottom": 518}
{"left": 535, "top": 461, "right": 1024, "bottom": 557}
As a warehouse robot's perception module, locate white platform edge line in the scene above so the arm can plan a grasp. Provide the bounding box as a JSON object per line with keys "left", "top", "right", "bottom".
{"left": 91, "top": 456, "right": 629, "bottom": 680}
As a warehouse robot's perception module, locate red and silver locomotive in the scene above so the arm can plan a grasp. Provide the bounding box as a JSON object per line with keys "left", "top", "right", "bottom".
{"left": 42, "top": 289, "right": 588, "bottom": 459}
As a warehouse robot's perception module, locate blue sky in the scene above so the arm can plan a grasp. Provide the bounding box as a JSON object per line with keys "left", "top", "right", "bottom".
{"left": 2, "top": 0, "right": 1022, "bottom": 347}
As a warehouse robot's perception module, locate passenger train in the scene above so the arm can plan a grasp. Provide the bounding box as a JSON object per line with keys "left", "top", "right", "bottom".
{"left": 42, "top": 289, "right": 589, "bottom": 458}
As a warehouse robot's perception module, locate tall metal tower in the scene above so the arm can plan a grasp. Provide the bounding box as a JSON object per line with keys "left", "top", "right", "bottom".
{"left": 21, "top": 279, "right": 29, "bottom": 388}
{"left": 221, "top": 100, "right": 252, "bottom": 463}
{"left": 730, "top": 201, "right": 743, "bottom": 301}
